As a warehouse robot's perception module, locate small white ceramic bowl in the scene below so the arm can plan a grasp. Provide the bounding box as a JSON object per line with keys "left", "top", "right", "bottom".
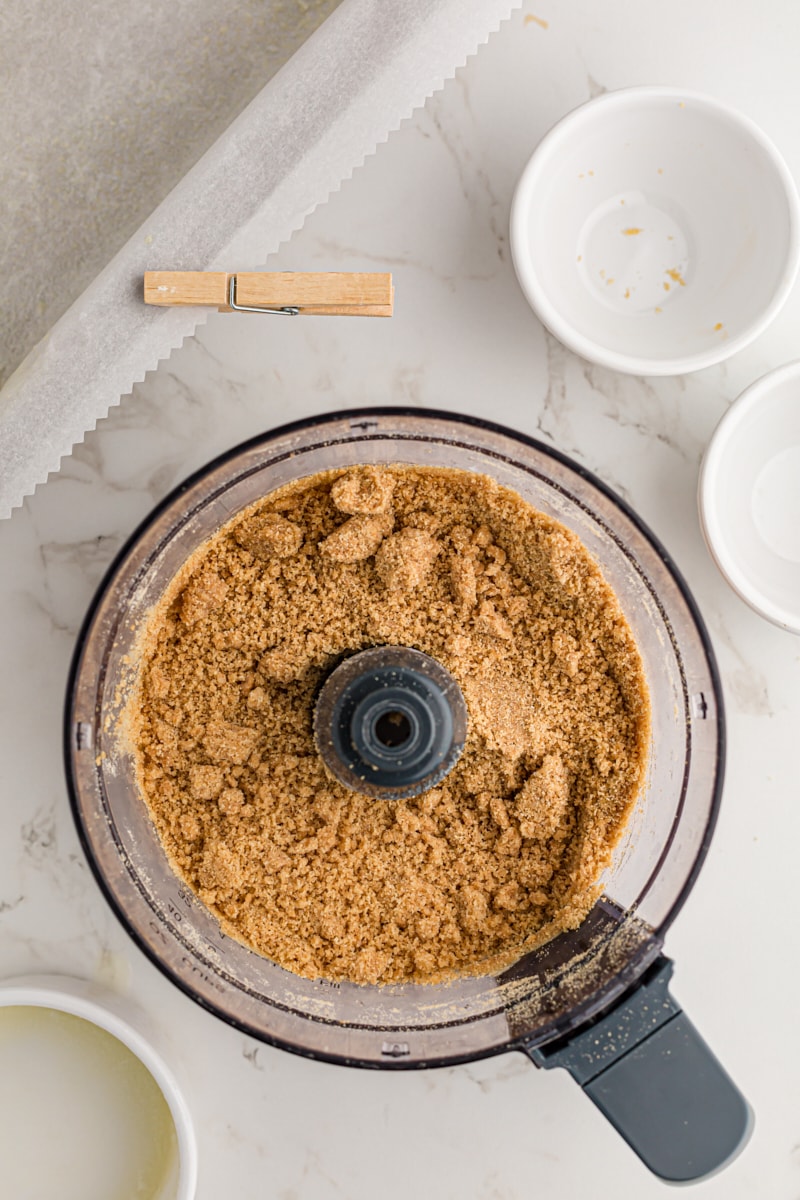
{"left": 0, "top": 975, "right": 197, "bottom": 1200}
{"left": 699, "top": 360, "right": 800, "bottom": 632}
{"left": 510, "top": 87, "right": 800, "bottom": 375}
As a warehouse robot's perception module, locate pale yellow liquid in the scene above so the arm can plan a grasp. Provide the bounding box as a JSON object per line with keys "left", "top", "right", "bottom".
{"left": 0, "top": 1006, "right": 179, "bottom": 1200}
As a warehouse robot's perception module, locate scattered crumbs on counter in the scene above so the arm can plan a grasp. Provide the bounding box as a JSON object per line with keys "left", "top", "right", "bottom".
{"left": 621, "top": 227, "right": 643, "bottom": 236}
{"left": 524, "top": 13, "right": 549, "bottom": 29}
{"left": 666, "top": 267, "right": 687, "bottom": 287}
{"left": 624, "top": 288, "right": 631, "bottom": 299}
{"left": 714, "top": 322, "right": 724, "bottom": 331}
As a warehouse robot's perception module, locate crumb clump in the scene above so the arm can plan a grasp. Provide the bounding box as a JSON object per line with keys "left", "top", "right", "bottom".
{"left": 130, "top": 465, "right": 650, "bottom": 986}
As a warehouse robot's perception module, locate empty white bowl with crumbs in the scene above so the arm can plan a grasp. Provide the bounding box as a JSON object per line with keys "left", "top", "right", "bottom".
{"left": 700, "top": 360, "right": 800, "bottom": 633}
{"left": 510, "top": 87, "right": 800, "bottom": 375}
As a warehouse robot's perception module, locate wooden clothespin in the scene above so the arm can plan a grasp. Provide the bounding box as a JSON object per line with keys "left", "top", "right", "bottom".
{"left": 143, "top": 272, "right": 393, "bottom": 317}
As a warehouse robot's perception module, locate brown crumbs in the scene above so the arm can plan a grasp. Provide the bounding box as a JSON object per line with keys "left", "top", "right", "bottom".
{"left": 129, "top": 466, "right": 650, "bottom": 986}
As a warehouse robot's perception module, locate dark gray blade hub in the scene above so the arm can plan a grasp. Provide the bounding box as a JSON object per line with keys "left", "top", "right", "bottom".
{"left": 313, "top": 645, "right": 468, "bottom": 800}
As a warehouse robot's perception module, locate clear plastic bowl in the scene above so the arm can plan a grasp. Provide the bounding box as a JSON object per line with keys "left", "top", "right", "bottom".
{"left": 66, "top": 409, "right": 723, "bottom": 1067}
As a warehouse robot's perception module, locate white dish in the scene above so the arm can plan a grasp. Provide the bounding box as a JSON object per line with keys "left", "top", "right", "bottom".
{"left": 510, "top": 86, "right": 800, "bottom": 375}
{"left": 699, "top": 360, "right": 800, "bottom": 633}
{"left": 0, "top": 976, "right": 197, "bottom": 1200}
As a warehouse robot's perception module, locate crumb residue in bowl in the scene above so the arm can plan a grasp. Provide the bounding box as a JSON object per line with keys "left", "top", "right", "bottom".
{"left": 129, "top": 466, "right": 650, "bottom": 986}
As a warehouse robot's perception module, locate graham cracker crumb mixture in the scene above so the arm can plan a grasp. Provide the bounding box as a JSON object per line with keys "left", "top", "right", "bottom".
{"left": 130, "top": 466, "right": 650, "bottom": 985}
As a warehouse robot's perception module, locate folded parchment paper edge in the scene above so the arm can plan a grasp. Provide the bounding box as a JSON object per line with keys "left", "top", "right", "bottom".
{"left": 0, "top": 0, "right": 521, "bottom": 520}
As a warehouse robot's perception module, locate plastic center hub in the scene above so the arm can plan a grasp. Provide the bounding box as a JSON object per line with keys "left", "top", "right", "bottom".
{"left": 313, "top": 646, "right": 468, "bottom": 800}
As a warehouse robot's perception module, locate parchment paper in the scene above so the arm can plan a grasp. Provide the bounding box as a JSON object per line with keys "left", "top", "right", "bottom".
{"left": 0, "top": 0, "right": 520, "bottom": 519}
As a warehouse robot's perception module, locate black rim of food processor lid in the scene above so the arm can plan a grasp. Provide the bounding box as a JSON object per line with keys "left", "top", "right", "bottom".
{"left": 64, "top": 406, "right": 725, "bottom": 1068}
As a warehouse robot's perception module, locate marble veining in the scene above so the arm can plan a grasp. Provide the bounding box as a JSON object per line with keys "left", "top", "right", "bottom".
{"left": 2, "top": 2, "right": 800, "bottom": 1197}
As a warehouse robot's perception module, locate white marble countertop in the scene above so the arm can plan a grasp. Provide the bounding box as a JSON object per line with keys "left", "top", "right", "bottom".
{"left": 2, "top": 1, "right": 799, "bottom": 1195}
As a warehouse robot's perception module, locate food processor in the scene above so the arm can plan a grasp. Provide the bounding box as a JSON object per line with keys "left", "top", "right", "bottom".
{"left": 65, "top": 409, "right": 750, "bottom": 1182}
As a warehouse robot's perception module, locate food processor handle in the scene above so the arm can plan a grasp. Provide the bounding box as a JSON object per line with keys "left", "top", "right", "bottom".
{"left": 524, "top": 956, "right": 753, "bottom": 1182}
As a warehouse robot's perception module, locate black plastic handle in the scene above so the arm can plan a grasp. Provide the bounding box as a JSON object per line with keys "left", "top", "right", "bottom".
{"left": 525, "top": 957, "right": 753, "bottom": 1182}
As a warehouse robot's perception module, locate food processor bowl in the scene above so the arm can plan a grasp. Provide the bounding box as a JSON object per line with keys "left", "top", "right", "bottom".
{"left": 66, "top": 410, "right": 750, "bottom": 1182}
